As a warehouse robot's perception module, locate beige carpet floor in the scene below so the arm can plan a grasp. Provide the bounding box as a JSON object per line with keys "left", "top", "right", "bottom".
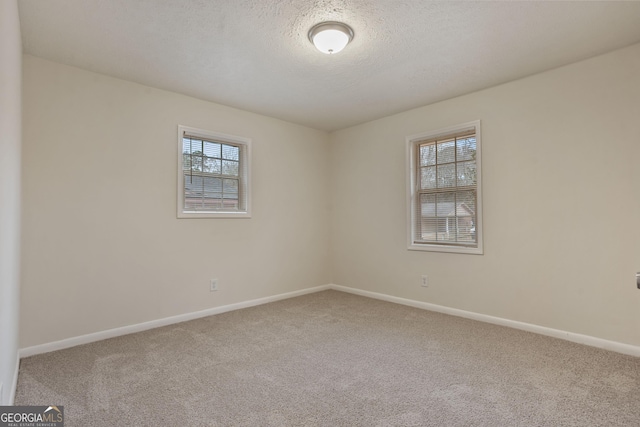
{"left": 15, "top": 290, "right": 640, "bottom": 426}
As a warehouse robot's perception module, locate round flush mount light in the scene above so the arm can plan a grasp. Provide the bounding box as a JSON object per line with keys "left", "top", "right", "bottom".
{"left": 308, "top": 21, "right": 354, "bottom": 54}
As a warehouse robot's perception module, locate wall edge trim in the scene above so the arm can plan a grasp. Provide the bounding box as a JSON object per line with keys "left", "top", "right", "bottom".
{"left": 19, "top": 285, "right": 331, "bottom": 358}
{"left": 329, "top": 284, "right": 640, "bottom": 357}
{"left": 9, "top": 353, "right": 19, "bottom": 405}
{"left": 19, "top": 283, "right": 639, "bottom": 361}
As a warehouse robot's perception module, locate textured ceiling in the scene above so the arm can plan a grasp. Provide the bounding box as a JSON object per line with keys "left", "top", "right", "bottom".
{"left": 18, "top": 0, "right": 640, "bottom": 131}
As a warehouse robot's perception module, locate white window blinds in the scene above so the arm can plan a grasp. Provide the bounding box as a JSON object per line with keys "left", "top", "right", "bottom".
{"left": 178, "top": 126, "right": 251, "bottom": 218}
{"left": 407, "top": 121, "right": 482, "bottom": 254}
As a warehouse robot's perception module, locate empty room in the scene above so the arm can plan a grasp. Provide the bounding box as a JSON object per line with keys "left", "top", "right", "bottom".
{"left": 2, "top": 0, "right": 640, "bottom": 425}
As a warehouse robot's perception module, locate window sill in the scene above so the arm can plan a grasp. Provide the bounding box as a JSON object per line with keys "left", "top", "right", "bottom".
{"left": 178, "top": 211, "right": 251, "bottom": 219}
{"left": 408, "top": 242, "right": 483, "bottom": 255}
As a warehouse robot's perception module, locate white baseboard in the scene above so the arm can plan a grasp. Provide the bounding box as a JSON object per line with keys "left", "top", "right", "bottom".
{"left": 19, "top": 283, "right": 640, "bottom": 360}
{"left": 9, "top": 353, "right": 19, "bottom": 404}
{"left": 329, "top": 284, "right": 640, "bottom": 358}
{"left": 20, "top": 285, "right": 331, "bottom": 358}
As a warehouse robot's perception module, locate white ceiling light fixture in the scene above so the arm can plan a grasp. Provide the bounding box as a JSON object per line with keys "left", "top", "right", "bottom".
{"left": 308, "top": 21, "right": 354, "bottom": 54}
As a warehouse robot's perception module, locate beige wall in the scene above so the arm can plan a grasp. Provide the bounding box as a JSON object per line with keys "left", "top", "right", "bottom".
{"left": 330, "top": 43, "right": 640, "bottom": 347}
{"left": 21, "top": 56, "right": 331, "bottom": 348}
{"left": 0, "top": 0, "right": 22, "bottom": 404}
{"left": 21, "top": 43, "right": 640, "bottom": 351}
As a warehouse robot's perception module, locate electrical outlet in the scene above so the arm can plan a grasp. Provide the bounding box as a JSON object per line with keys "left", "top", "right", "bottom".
{"left": 421, "top": 275, "right": 429, "bottom": 287}
{"left": 210, "top": 279, "right": 218, "bottom": 292}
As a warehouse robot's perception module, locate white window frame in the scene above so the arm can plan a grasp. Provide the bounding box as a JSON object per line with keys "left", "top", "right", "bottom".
{"left": 177, "top": 125, "right": 252, "bottom": 219}
{"left": 406, "top": 120, "right": 483, "bottom": 254}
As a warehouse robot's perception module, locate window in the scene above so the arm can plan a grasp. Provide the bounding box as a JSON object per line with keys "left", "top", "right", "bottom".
{"left": 406, "top": 120, "right": 482, "bottom": 254}
{"left": 178, "top": 125, "right": 251, "bottom": 218}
